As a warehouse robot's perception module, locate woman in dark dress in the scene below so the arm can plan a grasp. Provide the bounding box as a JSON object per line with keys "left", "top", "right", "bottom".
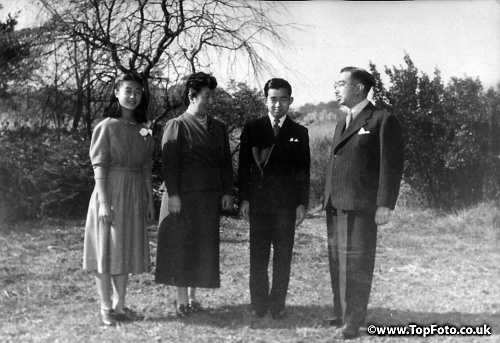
{"left": 155, "top": 72, "right": 233, "bottom": 317}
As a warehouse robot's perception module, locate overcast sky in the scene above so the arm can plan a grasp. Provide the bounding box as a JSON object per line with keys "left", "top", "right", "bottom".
{"left": 2, "top": 0, "right": 499, "bottom": 108}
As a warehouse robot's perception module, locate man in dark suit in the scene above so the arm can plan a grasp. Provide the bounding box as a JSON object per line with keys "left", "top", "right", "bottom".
{"left": 238, "top": 78, "right": 310, "bottom": 319}
{"left": 323, "top": 67, "right": 404, "bottom": 339}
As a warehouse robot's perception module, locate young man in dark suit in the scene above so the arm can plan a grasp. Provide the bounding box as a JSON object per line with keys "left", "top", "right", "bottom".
{"left": 323, "top": 67, "right": 404, "bottom": 339}
{"left": 238, "top": 78, "right": 310, "bottom": 319}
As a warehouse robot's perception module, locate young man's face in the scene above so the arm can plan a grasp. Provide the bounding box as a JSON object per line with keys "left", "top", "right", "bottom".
{"left": 266, "top": 88, "right": 293, "bottom": 120}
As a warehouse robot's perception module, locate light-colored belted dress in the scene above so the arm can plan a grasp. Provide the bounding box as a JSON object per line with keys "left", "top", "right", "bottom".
{"left": 83, "top": 117, "right": 154, "bottom": 275}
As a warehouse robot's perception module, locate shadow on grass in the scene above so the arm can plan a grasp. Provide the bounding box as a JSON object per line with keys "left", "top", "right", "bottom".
{"left": 144, "top": 304, "right": 500, "bottom": 334}
{"left": 367, "top": 307, "right": 500, "bottom": 335}
{"left": 146, "top": 303, "right": 333, "bottom": 328}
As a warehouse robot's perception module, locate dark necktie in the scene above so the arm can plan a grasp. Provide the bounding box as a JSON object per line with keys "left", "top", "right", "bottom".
{"left": 273, "top": 118, "right": 280, "bottom": 136}
{"left": 346, "top": 110, "right": 353, "bottom": 128}
{"left": 342, "top": 111, "right": 352, "bottom": 134}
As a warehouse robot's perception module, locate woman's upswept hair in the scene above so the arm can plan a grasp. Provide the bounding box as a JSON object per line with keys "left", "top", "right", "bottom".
{"left": 182, "top": 72, "right": 217, "bottom": 106}
{"left": 104, "top": 72, "right": 149, "bottom": 123}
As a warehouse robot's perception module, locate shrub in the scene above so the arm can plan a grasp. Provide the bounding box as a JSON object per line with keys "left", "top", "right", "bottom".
{"left": 371, "top": 55, "right": 500, "bottom": 209}
{"left": 307, "top": 121, "right": 338, "bottom": 208}
{"left": 0, "top": 126, "right": 93, "bottom": 222}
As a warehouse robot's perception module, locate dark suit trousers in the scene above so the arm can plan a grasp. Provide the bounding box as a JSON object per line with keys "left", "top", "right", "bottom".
{"left": 249, "top": 210, "right": 296, "bottom": 313}
{"left": 325, "top": 203, "right": 377, "bottom": 327}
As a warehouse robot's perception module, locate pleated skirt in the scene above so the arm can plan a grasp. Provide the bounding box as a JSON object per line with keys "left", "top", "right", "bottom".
{"left": 83, "top": 169, "right": 150, "bottom": 275}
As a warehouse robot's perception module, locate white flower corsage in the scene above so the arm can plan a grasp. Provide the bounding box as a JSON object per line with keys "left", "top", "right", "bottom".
{"left": 139, "top": 128, "right": 153, "bottom": 141}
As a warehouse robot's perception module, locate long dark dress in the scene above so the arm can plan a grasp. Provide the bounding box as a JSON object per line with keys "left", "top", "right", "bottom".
{"left": 155, "top": 112, "right": 233, "bottom": 288}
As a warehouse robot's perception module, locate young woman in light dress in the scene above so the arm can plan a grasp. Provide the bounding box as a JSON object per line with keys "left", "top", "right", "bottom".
{"left": 83, "top": 72, "right": 155, "bottom": 326}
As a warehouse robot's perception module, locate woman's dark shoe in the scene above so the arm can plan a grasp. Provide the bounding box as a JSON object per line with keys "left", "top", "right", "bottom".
{"left": 99, "top": 309, "right": 118, "bottom": 326}
{"left": 175, "top": 301, "right": 190, "bottom": 317}
{"left": 124, "top": 307, "right": 144, "bottom": 320}
{"left": 115, "top": 307, "right": 143, "bottom": 322}
{"left": 188, "top": 300, "right": 205, "bottom": 313}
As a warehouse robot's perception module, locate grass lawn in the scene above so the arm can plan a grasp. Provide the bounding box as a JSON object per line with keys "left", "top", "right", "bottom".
{"left": 1, "top": 203, "right": 499, "bottom": 342}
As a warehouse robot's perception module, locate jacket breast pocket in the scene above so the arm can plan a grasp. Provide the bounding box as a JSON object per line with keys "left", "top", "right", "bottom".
{"left": 286, "top": 140, "right": 300, "bottom": 148}
{"left": 355, "top": 133, "right": 373, "bottom": 147}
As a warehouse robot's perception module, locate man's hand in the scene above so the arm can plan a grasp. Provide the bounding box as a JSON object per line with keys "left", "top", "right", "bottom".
{"left": 221, "top": 195, "right": 233, "bottom": 211}
{"left": 240, "top": 200, "right": 250, "bottom": 222}
{"left": 168, "top": 195, "right": 181, "bottom": 214}
{"left": 295, "top": 205, "right": 307, "bottom": 228}
{"left": 375, "top": 206, "right": 391, "bottom": 226}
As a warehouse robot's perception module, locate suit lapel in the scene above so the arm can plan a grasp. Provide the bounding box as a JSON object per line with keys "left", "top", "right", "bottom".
{"left": 333, "top": 103, "right": 375, "bottom": 153}
{"left": 332, "top": 118, "right": 346, "bottom": 149}
{"left": 250, "top": 117, "right": 274, "bottom": 170}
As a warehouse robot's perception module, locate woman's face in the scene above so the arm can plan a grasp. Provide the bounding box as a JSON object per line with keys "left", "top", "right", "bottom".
{"left": 114, "top": 81, "right": 143, "bottom": 113}
{"left": 190, "top": 86, "right": 214, "bottom": 115}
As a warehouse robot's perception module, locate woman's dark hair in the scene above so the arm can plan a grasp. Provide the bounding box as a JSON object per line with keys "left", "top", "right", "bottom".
{"left": 182, "top": 72, "right": 217, "bottom": 106}
{"left": 104, "top": 72, "right": 149, "bottom": 123}
{"left": 264, "top": 78, "right": 292, "bottom": 98}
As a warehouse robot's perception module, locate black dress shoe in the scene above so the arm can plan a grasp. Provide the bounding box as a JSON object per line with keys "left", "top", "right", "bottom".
{"left": 252, "top": 309, "right": 266, "bottom": 318}
{"left": 188, "top": 300, "right": 205, "bottom": 313}
{"left": 325, "top": 316, "right": 343, "bottom": 327}
{"left": 271, "top": 309, "right": 286, "bottom": 320}
{"left": 175, "top": 301, "right": 190, "bottom": 317}
{"left": 341, "top": 324, "right": 360, "bottom": 340}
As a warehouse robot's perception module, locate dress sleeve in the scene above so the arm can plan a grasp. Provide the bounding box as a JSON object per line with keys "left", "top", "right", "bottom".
{"left": 220, "top": 123, "right": 233, "bottom": 196}
{"left": 162, "top": 119, "right": 182, "bottom": 197}
{"left": 89, "top": 121, "right": 111, "bottom": 180}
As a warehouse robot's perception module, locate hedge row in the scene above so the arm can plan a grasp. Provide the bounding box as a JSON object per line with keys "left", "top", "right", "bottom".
{"left": 1, "top": 123, "right": 342, "bottom": 222}
{"left": 0, "top": 127, "right": 94, "bottom": 222}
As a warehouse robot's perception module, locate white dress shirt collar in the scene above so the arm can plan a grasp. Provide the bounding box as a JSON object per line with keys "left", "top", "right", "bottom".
{"left": 268, "top": 113, "right": 287, "bottom": 128}
{"left": 349, "top": 98, "right": 370, "bottom": 119}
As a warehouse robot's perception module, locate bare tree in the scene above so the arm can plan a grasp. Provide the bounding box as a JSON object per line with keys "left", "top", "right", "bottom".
{"left": 38, "top": 0, "right": 293, "bottom": 131}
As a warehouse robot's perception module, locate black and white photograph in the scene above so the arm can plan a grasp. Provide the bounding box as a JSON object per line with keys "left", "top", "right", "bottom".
{"left": 1, "top": 0, "right": 499, "bottom": 342}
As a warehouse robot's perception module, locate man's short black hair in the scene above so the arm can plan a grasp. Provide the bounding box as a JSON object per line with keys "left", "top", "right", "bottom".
{"left": 264, "top": 78, "right": 292, "bottom": 98}
{"left": 341, "top": 67, "right": 375, "bottom": 95}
